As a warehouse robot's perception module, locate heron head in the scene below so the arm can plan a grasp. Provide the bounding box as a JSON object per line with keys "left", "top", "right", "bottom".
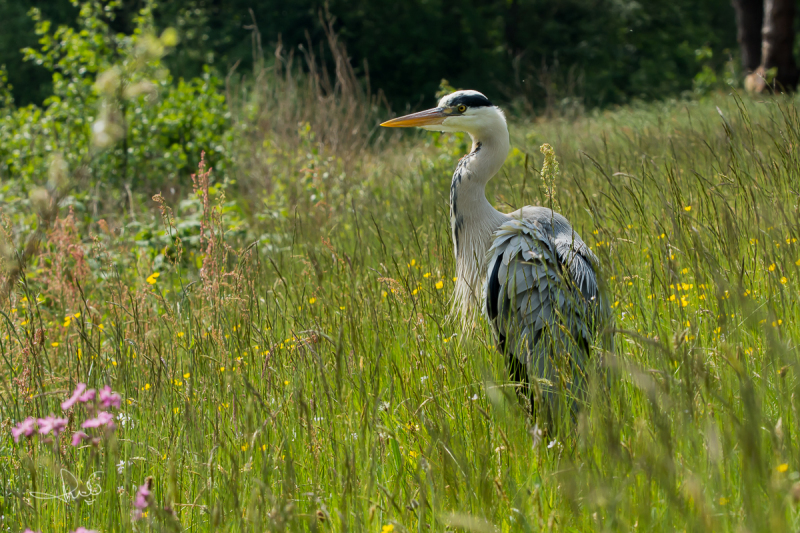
{"left": 381, "top": 90, "right": 505, "bottom": 135}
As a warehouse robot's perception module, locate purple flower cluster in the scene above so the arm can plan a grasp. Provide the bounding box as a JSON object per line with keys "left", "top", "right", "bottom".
{"left": 11, "top": 415, "right": 68, "bottom": 442}
{"left": 82, "top": 411, "right": 116, "bottom": 430}
{"left": 11, "top": 417, "right": 37, "bottom": 442}
{"left": 38, "top": 415, "right": 69, "bottom": 437}
{"left": 11, "top": 382, "right": 123, "bottom": 446}
{"left": 133, "top": 477, "right": 154, "bottom": 520}
{"left": 134, "top": 481, "right": 151, "bottom": 509}
{"left": 61, "top": 383, "right": 96, "bottom": 410}
{"left": 99, "top": 385, "right": 122, "bottom": 409}
{"left": 16, "top": 383, "right": 124, "bottom": 533}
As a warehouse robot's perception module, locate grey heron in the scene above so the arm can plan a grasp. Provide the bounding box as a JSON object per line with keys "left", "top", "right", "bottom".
{"left": 382, "top": 90, "right": 612, "bottom": 422}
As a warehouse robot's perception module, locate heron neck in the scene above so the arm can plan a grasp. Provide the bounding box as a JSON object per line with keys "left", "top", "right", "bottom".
{"left": 466, "top": 129, "right": 510, "bottom": 187}
{"left": 450, "top": 130, "right": 510, "bottom": 320}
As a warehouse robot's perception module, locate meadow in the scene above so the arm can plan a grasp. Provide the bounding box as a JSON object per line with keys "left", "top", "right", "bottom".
{"left": 3, "top": 22, "right": 800, "bottom": 530}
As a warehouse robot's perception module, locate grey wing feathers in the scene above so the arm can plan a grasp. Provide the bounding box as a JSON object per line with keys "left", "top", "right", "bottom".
{"left": 484, "top": 216, "right": 611, "bottom": 411}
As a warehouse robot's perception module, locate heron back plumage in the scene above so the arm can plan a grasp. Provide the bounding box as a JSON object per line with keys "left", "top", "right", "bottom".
{"left": 484, "top": 208, "right": 611, "bottom": 417}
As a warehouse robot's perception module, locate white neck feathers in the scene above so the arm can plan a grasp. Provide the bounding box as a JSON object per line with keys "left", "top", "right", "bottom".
{"left": 449, "top": 110, "right": 511, "bottom": 322}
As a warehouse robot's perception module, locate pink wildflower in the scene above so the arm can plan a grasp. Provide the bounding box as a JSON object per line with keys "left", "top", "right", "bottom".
{"left": 134, "top": 479, "right": 152, "bottom": 510}
{"left": 61, "top": 383, "right": 95, "bottom": 410}
{"left": 99, "top": 385, "right": 121, "bottom": 409}
{"left": 71, "top": 431, "right": 89, "bottom": 446}
{"left": 37, "top": 415, "right": 69, "bottom": 437}
{"left": 71, "top": 528, "right": 98, "bottom": 533}
{"left": 79, "top": 388, "right": 96, "bottom": 402}
{"left": 81, "top": 411, "right": 116, "bottom": 430}
{"left": 23, "top": 529, "right": 42, "bottom": 533}
{"left": 12, "top": 417, "right": 37, "bottom": 442}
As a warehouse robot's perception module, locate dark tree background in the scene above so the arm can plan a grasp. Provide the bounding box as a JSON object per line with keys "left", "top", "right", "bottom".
{"left": 0, "top": 0, "right": 743, "bottom": 109}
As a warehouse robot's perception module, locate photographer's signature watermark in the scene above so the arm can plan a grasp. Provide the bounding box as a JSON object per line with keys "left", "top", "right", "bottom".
{"left": 28, "top": 468, "right": 102, "bottom": 504}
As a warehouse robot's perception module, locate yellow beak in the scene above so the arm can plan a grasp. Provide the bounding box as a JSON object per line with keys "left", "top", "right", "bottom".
{"left": 380, "top": 107, "right": 447, "bottom": 128}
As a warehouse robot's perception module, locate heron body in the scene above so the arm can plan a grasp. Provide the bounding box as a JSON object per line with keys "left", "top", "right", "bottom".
{"left": 382, "top": 90, "right": 611, "bottom": 420}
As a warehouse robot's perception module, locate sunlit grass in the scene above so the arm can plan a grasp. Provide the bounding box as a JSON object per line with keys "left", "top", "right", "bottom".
{"left": 4, "top": 92, "right": 800, "bottom": 531}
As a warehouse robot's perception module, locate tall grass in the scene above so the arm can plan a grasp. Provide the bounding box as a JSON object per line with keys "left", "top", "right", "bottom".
{"left": 3, "top": 87, "right": 800, "bottom": 532}
{"left": 226, "top": 8, "right": 391, "bottom": 213}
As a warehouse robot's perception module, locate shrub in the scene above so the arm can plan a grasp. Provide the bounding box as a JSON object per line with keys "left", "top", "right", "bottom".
{"left": 0, "top": 1, "right": 230, "bottom": 194}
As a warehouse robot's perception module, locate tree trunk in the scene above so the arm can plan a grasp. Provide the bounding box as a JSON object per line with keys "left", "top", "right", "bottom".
{"left": 732, "top": 0, "right": 764, "bottom": 72}
{"left": 761, "top": 0, "right": 799, "bottom": 90}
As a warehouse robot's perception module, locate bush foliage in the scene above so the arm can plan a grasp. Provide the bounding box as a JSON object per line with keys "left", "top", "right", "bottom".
{"left": 0, "top": 1, "right": 230, "bottom": 194}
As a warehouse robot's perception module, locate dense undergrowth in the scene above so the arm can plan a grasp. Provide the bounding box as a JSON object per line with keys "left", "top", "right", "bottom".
{"left": 3, "top": 3, "right": 800, "bottom": 533}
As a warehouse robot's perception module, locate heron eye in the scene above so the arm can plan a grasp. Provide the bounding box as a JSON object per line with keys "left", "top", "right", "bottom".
{"left": 457, "top": 105, "right": 467, "bottom": 113}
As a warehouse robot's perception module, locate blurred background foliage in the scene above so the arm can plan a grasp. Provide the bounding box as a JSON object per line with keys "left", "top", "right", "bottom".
{"left": 1, "top": 0, "right": 739, "bottom": 111}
